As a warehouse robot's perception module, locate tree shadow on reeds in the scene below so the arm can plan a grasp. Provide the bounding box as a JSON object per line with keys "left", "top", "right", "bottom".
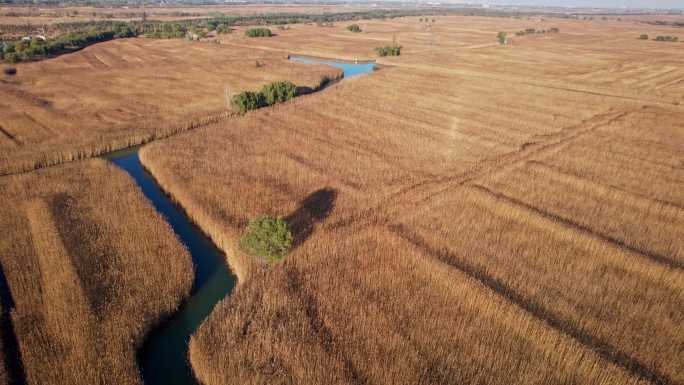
{"left": 285, "top": 187, "right": 337, "bottom": 248}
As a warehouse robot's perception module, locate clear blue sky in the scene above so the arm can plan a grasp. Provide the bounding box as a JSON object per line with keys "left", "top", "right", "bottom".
{"left": 477, "top": 0, "right": 684, "bottom": 9}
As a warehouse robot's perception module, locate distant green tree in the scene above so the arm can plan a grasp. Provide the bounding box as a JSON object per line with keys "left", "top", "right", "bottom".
{"left": 239, "top": 216, "right": 293, "bottom": 262}
{"left": 497, "top": 31, "right": 508, "bottom": 45}
{"left": 376, "top": 35, "right": 401, "bottom": 56}
{"left": 639, "top": 34, "right": 649, "bottom": 40}
{"left": 347, "top": 24, "right": 362, "bottom": 32}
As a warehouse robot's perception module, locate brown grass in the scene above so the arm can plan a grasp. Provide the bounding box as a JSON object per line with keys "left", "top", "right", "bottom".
{"left": 138, "top": 15, "right": 684, "bottom": 385}
{"left": 0, "top": 13, "right": 682, "bottom": 385}
{"left": 0, "top": 159, "right": 193, "bottom": 385}
{"left": 0, "top": 38, "right": 341, "bottom": 175}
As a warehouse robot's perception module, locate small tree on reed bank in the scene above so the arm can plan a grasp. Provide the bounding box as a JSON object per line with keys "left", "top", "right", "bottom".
{"left": 261, "top": 80, "right": 297, "bottom": 105}
{"left": 497, "top": 32, "right": 508, "bottom": 45}
{"left": 347, "top": 24, "right": 362, "bottom": 33}
{"left": 239, "top": 216, "right": 293, "bottom": 262}
{"left": 376, "top": 35, "right": 401, "bottom": 56}
{"left": 231, "top": 91, "right": 266, "bottom": 112}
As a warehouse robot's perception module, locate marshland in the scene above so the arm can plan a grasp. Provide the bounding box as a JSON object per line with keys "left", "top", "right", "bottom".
{"left": 0, "top": 3, "right": 682, "bottom": 385}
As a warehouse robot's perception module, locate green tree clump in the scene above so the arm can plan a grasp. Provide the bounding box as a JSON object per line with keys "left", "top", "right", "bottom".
{"left": 347, "top": 24, "right": 362, "bottom": 33}
{"left": 239, "top": 216, "right": 293, "bottom": 262}
{"left": 376, "top": 37, "right": 401, "bottom": 57}
{"left": 497, "top": 31, "right": 508, "bottom": 45}
{"left": 655, "top": 35, "right": 679, "bottom": 42}
{"left": 375, "top": 45, "right": 401, "bottom": 56}
{"left": 231, "top": 80, "right": 298, "bottom": 112}
{"left": 639, "top": 34, "right": 649, "bottom": 40}
{"left": 216, "top": 25, "right": 231, "bottom": 34}
{"left": 261, "top": 80, "right": 297, "bottom": 105}
{"left": 231, "top": 91, "right": 266, "bottom": 113}
{"left": 245, "top": 27, "right": 273, "bottom": 37}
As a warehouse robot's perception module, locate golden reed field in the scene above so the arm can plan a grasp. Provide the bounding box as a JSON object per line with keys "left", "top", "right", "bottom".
{"left": 0, "top": 159, "right": 193, "bottom": 385}
{"left": 140, "top": 15, "right": 684, "bottom": 385}
{"left": 0, "top": 39, "right": 340, "bottom": 174}
{"left": 0, "top": 12, "right": 682, "bottom": 385}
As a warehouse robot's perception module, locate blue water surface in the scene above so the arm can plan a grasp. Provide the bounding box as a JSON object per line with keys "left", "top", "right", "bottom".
{"left": 289, "top": 55, "right": 376, "bottom": 77}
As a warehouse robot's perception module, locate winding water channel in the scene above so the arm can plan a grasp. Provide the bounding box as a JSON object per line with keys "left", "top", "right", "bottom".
{"left": 104, "top": 57, "right": 376, "bottom": 385}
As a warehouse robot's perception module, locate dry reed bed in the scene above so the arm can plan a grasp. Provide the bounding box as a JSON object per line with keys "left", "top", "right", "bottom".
{"left": 0, "top": 159, "right": 193, "bottom": 385}
{"left": 540, "top": 110, "right": 684, "bottom": 207}
{"left": 138, "top": 55, "right": 682, "bottom": 383}
{"left": 393, "top": 185, "right": 684, "bottom": 384}
{"left": 189, "top": 226, "right": 649, "bottom": 385}
{"left": 480, "top": 160, "right": 684, "bottom": 266}
{"left": 0, "top": 38, "right": 341, "bottom": 175}
{"left": 224, "top": 16, "right": 684, "bottom": 104}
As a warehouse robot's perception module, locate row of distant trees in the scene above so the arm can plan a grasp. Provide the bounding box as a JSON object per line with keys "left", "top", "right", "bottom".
{"left": 655, "top": 35, "right": 679, "bottom": 42}
{"left": 514, "top": 27, "right": 559, "bottom": 36}
{"left": 2, "top": 22, "right": 135, "bottom": 63}
{"left": 640, "top": 34, "right": 679, "bottom": 42}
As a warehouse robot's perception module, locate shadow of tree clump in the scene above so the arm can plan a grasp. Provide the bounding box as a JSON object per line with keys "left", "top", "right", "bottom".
{"left": 285, "top": 187, "right": 337, "bottom": 248}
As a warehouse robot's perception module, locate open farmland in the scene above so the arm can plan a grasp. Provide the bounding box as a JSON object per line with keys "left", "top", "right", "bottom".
{"left": 136, "top": 15, "right": 684, "bottom": 385}
{"left": 0, "top": 159, "right": 193, "bottom": 385}
{"left": 0, "top": 38, "right": 340, "bottom": 175}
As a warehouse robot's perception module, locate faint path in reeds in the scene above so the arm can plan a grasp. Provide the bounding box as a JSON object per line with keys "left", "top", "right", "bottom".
{"left": 388, "top": 223, "right": 677, "bottom": 385}
{"left": 328, "top": 110, "right": 631, "bottom": 229}
{"left": 469, "top": 184, "right": 684, "bottom": 270}
{"left": 323, "top": 107, "right": 681, "bottom": 385}
{"left": 0, "top": 125, "right": 21, "bottom": 147}
{"left": 393, "top": 62, "right": 684, "bottom": 108}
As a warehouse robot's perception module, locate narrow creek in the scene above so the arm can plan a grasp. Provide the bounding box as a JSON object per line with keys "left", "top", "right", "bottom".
{"left": 103, "top": 147, "right": 235, "bottom": 385}
{"left": 103, "top": 57, "right": 376, "bottom": 385}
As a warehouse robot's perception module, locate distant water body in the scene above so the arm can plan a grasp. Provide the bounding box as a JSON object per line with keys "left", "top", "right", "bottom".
{"left": 289, "top": 55, "right": 376, "bottom": 77}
